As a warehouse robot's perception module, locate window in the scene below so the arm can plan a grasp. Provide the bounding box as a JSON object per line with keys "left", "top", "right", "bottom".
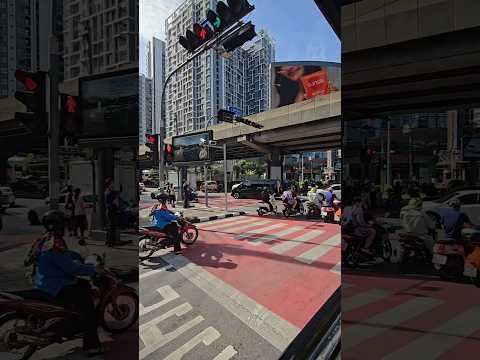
{"left": 458, "top": 193, "right": 479, "bottom": 205}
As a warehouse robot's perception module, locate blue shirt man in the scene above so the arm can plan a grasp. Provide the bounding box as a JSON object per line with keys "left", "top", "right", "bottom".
{"left": 441, "top": 207, "right": 470, "bottom": 242}
{"left": 325, "top": 189, "right": 335, "bottom": 207}
{"left": 152, "top": 208, "right": 178, "bottom": 230}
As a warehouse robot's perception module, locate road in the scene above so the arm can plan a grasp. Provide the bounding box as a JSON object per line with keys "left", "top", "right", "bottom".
{"left": 139, "top": 215, "right": 341, "bottom": 359}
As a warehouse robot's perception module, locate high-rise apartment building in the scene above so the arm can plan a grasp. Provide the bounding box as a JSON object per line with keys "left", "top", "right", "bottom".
{"left": 62, "top": 0, "right": 138, "bottom": 80}
{"left": 139, "top": 73, "right": 153, "bottom": 145}
{"left": 164, "top": 0, "right": 275, "bottom": 137}
{"left": 151, "top": 37, "right": 166, "bottom": 135}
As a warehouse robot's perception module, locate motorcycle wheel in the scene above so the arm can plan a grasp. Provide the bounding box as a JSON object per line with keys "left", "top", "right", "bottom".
{"left": 139, "top": 236, "right": 159, "bottom": 261}
{"left": 181, "top": 226, "right": 198, "bottom": 245}
{"left": 306, "top": 208, "right": 315, "bottom": 219}
{"left": 344, "top": 245, "right": 360, "bottom": 268}
{"left": 381, "top": 239, "right": 393, "bottom": 261}
{"left": 101, "top": 292, "right": 139, "bottom": 334}
{"left": 257, "top": 208, "right": 267, "bottom": 216}
{"left": 438, "top": 256, "right": 463, "bottom": 281}
{"left": 0, "top": 314, "right": 37, "bottom": 360}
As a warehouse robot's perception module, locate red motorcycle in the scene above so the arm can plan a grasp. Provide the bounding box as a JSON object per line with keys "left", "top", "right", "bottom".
{"left": 0, "top": 240, "right": 138, "bottom": 360}
{"left": 139, "top": 211, "right": 198, "bottom": 261}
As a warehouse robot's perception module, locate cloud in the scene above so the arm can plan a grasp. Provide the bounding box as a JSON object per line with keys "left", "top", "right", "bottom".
{"left": 140, "top": 0, "right": 184, "bottom": 42}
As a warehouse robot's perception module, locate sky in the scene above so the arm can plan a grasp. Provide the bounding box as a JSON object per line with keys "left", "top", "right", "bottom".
{"left": 139, "top": 0, "right": 341, "bottom": 75}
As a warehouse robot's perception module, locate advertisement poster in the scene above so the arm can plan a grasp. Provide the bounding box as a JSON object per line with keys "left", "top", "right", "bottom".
{"left": 271, "top": 61, "right": 341, "bottom": 109}
{"left": 172, "top": 131, "right": 212, "bottom": 163}
{"left": 463, "top": 137, "right": 480, "bottom": 160}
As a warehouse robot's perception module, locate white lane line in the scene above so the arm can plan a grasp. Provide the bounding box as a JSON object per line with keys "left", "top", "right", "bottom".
{"left": 139, "top": 265, "right": 173, "bottom": 280}
{"left": 233, "top": 223, "right": 288, "bottom": 241}
{"left": 213, "top": 345, "right": 238, "bottom": 360}
{"left": 163, "top": 326, "right": 221, "bottom": 360}
{"left": 343, "top": 297, "right": 443, "bottom": 350}
{"left": 213, "top": 220, "right": 273, "bottom": 233}
{"left": 269, "top": 230, "right": 325, "bottom": 254}
{"left": 248, "top": 226, "right": 304, "bottom": 246}
{"left": 295, "top": 234, "right": 341, "bottom": 264}
{"left": 330, "top": 261, "right": 341, "bottom": 275}
{"left": 384, "top": 306, "right": 480, "bottom": 360}
{"left": 140, "top": 285, "right": 180, "bottom": 316}
{"left": 162, "top": 253, "right": 300, "bottom": 352}
{"left": 200, "top": 217, "right": 252, "bottom": 230}
{"left": 342, "top": 288, "right": 394, "bottom": 312}
{"left": 140, "top": 303, "right": 204, "bottom": 359}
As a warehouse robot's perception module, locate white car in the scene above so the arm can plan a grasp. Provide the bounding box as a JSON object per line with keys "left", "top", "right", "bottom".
{"left": 0, "top": 186, "right": 15, "bottom": 207}
{"left": 317, "top": 184, "right": 341, "bottom": 201}
{"left": 422, "top": 189, "right": 480, "bottom": 225}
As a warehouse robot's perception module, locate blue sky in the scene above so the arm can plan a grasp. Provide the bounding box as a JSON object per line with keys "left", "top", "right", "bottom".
{"left": 139, "top": 0, "right": 340, "bottom": 75}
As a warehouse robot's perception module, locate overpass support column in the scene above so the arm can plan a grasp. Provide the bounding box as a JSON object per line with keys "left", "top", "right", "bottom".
{"left": 267, "top": 152, "right": 283, "bottom": 181}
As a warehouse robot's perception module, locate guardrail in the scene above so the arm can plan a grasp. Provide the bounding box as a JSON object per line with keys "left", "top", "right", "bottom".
{"left": 278, "top": 286, "right": 341, "bottom": 360}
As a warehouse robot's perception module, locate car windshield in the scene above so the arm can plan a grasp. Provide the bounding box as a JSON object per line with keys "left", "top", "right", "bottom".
{"left": 434, "top": 192, "right": 458, "bottom": 203}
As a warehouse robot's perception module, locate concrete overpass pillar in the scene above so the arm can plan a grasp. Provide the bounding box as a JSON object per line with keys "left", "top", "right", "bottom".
{"left": 267, "top": 152, "right": 283, "bottom": 181}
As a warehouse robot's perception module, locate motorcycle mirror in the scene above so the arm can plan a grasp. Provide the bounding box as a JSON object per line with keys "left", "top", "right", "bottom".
{"left": 78, "top": 239, "right": 87, "bottom": 246}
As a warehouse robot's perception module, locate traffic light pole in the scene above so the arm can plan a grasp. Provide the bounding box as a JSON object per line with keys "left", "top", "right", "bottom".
{"left": 48, "top": 2, "right": 60, "bottom": 210}
{"left": 158, "top": 21, "right": 247, "bottom": 188}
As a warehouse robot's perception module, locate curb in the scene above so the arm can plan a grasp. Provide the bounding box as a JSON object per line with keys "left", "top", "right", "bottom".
{"left": 188, "top": 211, "right": 246, "bottom": 224}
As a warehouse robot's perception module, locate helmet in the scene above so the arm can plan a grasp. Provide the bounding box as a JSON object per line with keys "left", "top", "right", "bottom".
{"left": 447, "top": 198, "right": 461, "bottom": 209}
{"left": 156, "top": 192, "right": 169, "bottom": 204}
{"left": 328, "top": 187, "right": 333, "bottom": 192}
{"left": 407, "top": 198, "right": 422, "bottom": 209}
{"left": 42, "top": 210, "right": 66, "bottom": 232}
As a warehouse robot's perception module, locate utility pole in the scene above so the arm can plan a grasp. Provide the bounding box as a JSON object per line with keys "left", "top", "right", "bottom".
{"left": 48, "top": 0, "right": 60, "bottom": 210}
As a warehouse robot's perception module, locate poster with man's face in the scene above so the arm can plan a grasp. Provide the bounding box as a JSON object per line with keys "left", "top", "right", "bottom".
{"left": 172, "top": 132, "right": 212, "bottom": 163}
{"left": 271, "top": 62, "right": 341, "bottom": 109}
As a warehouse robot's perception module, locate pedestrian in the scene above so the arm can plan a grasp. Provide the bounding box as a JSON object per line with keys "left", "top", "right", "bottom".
{"left": 104, "top": 178, "right": 119, "bottom": 247}
{"left": 183, "top": 181, "right": 191, "bottom": 208}
{"left": 65, "top": 185, "right": 75, "bottom": 236}
{"left": 73, "top": 188, "right": 89, "bottom": 239}
{"left": 168, "top": 183, "right": 176, "bottom": 208}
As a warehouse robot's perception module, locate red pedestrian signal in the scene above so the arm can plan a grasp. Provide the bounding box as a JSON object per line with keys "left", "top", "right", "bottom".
{"left": 14, "top": 70, "right": 47, "bottom": 133}
{"left": 145, "top": 134, "right": 159, "bottom": 163}
{"left": 60, "top": 94, "right": 81, "bottom": 146}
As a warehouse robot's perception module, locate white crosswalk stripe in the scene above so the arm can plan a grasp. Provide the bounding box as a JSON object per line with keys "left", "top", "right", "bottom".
{"left": 342, "top": 288, "right": 394, "bottom": 312}
{"left": 214, "top": 220, "right": 273, "bottom": 233}
{"left": 248, "top": 226, "right": 304, "bottom": 246}
{"left": 269, "top": 230, "right": 325, "bottom": 254}
{"left": 330, "top": 261, "right": 341, "bottom": 274}
{"left": 295, "top": 234, "right": 340, "bottom": 264}
{"left": 200, "top": 217, "right": 254, "bottom": 230}
{"left": 234, "top": 223, "right": 288, "bottom": 241}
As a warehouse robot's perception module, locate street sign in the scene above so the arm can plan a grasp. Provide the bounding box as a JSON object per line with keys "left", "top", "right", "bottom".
{"left": 228, "top": 106, "right": 242, "bottom": 116}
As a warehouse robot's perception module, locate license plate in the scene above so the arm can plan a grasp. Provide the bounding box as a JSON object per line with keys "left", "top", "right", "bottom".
{"left": 464, "top": 264, "right": 478, "bottom": 277}
{"left": 432, "top": 254, "right": 447, "bottom": 265}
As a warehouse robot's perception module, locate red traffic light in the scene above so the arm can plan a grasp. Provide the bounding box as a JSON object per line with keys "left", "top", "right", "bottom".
{"left": 65, "top": 96, "right": 77, "bottom": 113}
{"left": 165, "top": 144, "right": 173, "bottom": 154}
{"left": 15, "top": 70, "right": 40, "bottom": 91}
{"left": 146, "top": 134, "right": 156, "bottom": 144}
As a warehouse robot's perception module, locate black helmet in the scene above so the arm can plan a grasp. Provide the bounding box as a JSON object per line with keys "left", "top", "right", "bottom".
{"left": 42, "top": 210, "right": 66, "bottom": 232}
{"left": 156, "top": 193, "right": 169, "bottom": 204}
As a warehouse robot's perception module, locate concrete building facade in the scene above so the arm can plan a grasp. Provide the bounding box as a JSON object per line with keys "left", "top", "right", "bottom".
{"left": 139, "top": 73, "right": 153, "bottom": 145}
{"left": 151, "top": 37, "right": 166, "bottom": 135}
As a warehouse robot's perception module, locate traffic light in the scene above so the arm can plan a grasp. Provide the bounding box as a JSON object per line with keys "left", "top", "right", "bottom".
{"left": 60, "top": 94, "right": 81, "bottom": 146}
{"left": 165, "top": 143, "right": 174, "bottom": 165}
{"left": 179, "top": 23, "right": 213, "bottom": 53}
{"left": 145, "top": 134, "right": 159, "bottom": 163}
{"left": 217, "top": 109, "right": 235, "bottom": 123}
{"left": 222, "top": 22, "right": 256, "bottom": 52}
{"left": 14, "top": 70, "right": 47, "bottom": 133}
{"left": 207, "top": 0, "right": 254, "bottom": 34}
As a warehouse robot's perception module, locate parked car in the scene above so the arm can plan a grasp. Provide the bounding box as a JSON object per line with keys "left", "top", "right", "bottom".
{"left": 28, "top": 193, "right": 97, "bottom": 225}
{"left": 231, "top": 180, "right": 277, "bottom": 199}
{"left": 317, "top": 183, "right": 341, "bottom": 201}
{"left": 10, "top": 179, "right": 48, "bottom": 199}
{"left": 200, "top": 181, "right": 219, "bottom": 192}
{"left": 0, "top": 185, "right": 15, "bottom": 207}
{"left": 422, "top": 188, "right": 480, "bottom": 226}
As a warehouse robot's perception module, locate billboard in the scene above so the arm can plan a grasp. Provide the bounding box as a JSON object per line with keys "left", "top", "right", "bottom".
{"left": 79, "top": 68, "right": 138, "bottom": 139}
{"left": 172, "top": 131, "right": 212, "bottom": 163}
{"left": 271, "top": 61, "right": 341, "bottom": 109}
{"left": 463, "top": 137, "right": 480, "bottom": 160}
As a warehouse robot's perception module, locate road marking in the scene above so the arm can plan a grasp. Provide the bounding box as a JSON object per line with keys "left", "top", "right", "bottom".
{"left": 330, "top": 261, "right": 341, "bottom": 275}
{"left": 215, "top": 220, "right": 273, "bottom": 233}
{"left": 234, "top": 223, "right": 288, "bottom": 241}
{"left": 248, "top": 226, "right": 304, "bottom": 246}
{"left": 200, "top": 217, "right": 251, "bottom": 229}
{"left": 139, "top": 265, "right": 174, "bottom": 280}
{"left": 269, "top": 230, "right": 325, "bottom": 254}
{"left": 140, "top": 286, "right": 180, "bottom": 316}
{"left": 343, "top": 297, "right": 443, "bottom": 350}
{"left": 384, "top": 306, "right": 480, "bottom": 360}
{"left": 163, "top": 326, "right": 220, "bottom": 360}
{"left": 295, "top": 234, "right": 341, "bottom": 264}
{"left": 342, "top": 288, "right": 394, "bottom": 312}
{"left": 213, "top": 345, "right": 238, "bottom": 360}
{"left": 140, "top": 302, "right": 204, "bottom": 359}
{"left": 162, "top": 252, "right": 300, "bottom": 352}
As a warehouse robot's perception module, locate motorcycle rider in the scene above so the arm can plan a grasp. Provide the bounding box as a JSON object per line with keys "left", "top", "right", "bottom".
{"left": 28, "top": 210, "right": 104, "bottom": 357}
{"left": 261, "top": 187, "right": 274, "bottom": 213}
{"left": 400, "top": 198, "right": 436, "bottom": 254}
{"left": 351, "top": 196, "right": 376, "bottom": 254}
{"left": 441, "top": 198, "right": 472, "bottom": 243}
{"left": 325, "top": 187, "right": 336, "bottom": 207}
{"left": 150, "top": 193, "right": 182, "bottom": 254}
{"left": 282, "top": 186, "right": 299, "bottom": 212}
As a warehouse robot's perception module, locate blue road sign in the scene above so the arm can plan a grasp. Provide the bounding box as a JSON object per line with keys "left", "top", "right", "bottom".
{"left": 228, "top": 106, "right": 242, "bottom": 116}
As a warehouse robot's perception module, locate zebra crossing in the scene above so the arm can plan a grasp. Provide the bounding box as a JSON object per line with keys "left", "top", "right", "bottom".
{"left": 342, "top": 276, "right": 480, "bottom": 359}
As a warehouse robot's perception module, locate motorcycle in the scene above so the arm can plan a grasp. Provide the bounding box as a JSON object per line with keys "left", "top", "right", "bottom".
{"left": 282, "top": 199, "right": 304, "bottom": 217}
{"left": 397, "top": 232, "right": 432, "bottom": 273}
{"left": 139, "top": 211, "right": 199, "bottom": 261}
{"left": 257, "top": 194, "right": 278, "bottom": 216}
{"left": 321, "top": 201, "right": 338, "bottom": 223}
{"left": 463, "top": 224, "right": 480, "bottom": 287}
{"left": 305, "top": 201, "right": 322, "bottom": 219}
{"left": 0, "top": 240, "right": 138, "bottom": 360}
{"left": 342, "top": 222, "right": 393, "bottom": 268}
